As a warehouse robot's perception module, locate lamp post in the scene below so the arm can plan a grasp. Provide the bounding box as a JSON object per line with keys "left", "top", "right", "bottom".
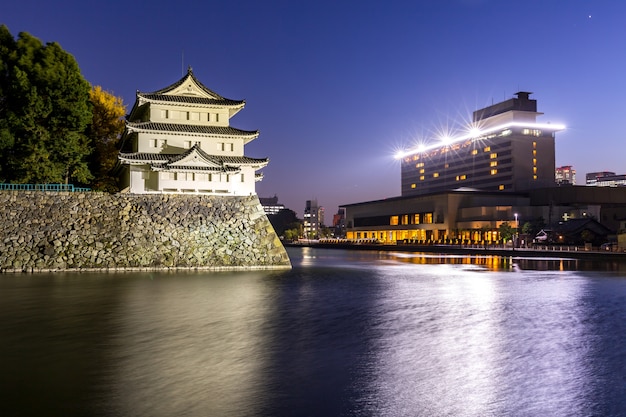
{"left": 514, "top": 213, "right": 519, "bottom": 248}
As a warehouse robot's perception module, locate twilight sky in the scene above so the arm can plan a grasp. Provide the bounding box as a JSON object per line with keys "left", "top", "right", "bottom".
{"left": 4, "top": 0, "right": 626, "bottom": 217}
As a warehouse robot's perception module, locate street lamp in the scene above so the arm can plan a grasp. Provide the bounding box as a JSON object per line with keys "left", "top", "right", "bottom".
{"left": 514, "top": 213, "right": 519, "bottom": 248}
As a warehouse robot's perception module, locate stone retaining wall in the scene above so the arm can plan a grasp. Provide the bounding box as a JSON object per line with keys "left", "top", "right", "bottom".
{"left": 0, "top": 192, "right": 291, "bottom": 272}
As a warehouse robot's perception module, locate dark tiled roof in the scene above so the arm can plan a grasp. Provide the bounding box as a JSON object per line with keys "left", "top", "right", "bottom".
{"left": 142, "top": 67, "right": 238, "bottom": 102}
{"left": 119, "top": 147, "right": 268, "bottom": 167}
{"left": 138, "top": 93, "right": 244, "bottom": 107}
{"left": 126, "top": 122, "right": 258, "bottom": 138}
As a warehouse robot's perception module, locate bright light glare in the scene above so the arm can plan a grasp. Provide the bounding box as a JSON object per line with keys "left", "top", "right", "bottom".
{"left": 395, "top": 121, "right": 566, "bottom": 159}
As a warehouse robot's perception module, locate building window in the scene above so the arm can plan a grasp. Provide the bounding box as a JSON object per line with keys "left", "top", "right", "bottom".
{"left": 424, "top": 213, "right": 433, "bottom": 224}
{"left": 411, "top": 183, "right": 416, "bottom": 188}
{"left": 413, "top": 214, "right": 420, "bottom": 224}
{"left": 241, "top": 174, "right": 245, "bottom": 182}
{"left": 419, "top": 168, "right": 425, "bottom": 174}
{"left": 490, "top": 169, "right": 498, "bottom": 175}
{"left": 490, "top": 161, "right": 498, "bottom": 167}
{"left": 533, "top": 175, "right": 538, "bottom": 180}
{"left": 390, "top": 216, "right": 399, "bottom": 226}
{"left": 401, "top": 215, "right": 409, "bottom": 225}
{"left": 433, "top": 172, "right": 439, "bottom": 178}
{"left": 420, "top": 175, "right": 425, "bottom": 181}
{"left": 471, "top": 149, "right": 478, "bottom": 155}
{"left": 184, "top": 140, "right": 192, "bottom": 149}
{"left": 189, "top": 112, "right": 200, "bottom": 121}
{"left": 533, "top": 158, "right": 537, "bottom": 165}
{"left": 533, "top": 141, "right": 537, "bottom": 148}
{"left": 533, "top": 150, "right": 537, "bottom": 157}
{"left": 484, "top": 146, "right": 491, "bottom": 152}
{"left": 416, "top": 162, "right": 424, "bottom": 168}
{"left": 499, "top": 184, "right": 505, "bottom": 190}
{"left": 444, "top": 163, "right": 449, "bottom": 168}
{"left": 490, "top": 153, "right": 497, "bottom": 159}
{"left": 533, "top": 167, "right": 538, "bottom": 174}
{"left": 196, "top": 173, "right": 208, "bottom": 181}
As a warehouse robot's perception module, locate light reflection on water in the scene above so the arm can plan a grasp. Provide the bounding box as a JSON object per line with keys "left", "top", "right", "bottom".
{"left": 1, "top": 247, "right": 626, "bottom": 416}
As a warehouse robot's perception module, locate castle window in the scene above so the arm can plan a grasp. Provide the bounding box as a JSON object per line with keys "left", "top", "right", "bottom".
{"left": 390, "top": 216, "right": 399, "bottom": 226}
{"left": 413, "top": 214, "right": 420, "bottom": 224}
{"left": 189, "top": 112, "right": 200, "bottom": 121}
{"left": 184, "top": 140, "right": 191, "bottom": 149}
{"left": 241, "top": 174, "right": 245, "bottom": 182}
{"left": 424, "top": 213, "right": 433, "bottom": 224}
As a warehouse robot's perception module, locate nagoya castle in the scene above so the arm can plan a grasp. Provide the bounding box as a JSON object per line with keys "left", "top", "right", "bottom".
{"left": 117, "top": 67, "right": 269, "bottom": 195}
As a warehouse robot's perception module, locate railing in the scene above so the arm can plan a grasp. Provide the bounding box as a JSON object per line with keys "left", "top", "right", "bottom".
{"left": 0, "top": 183, "right": 91, "bottom": 192}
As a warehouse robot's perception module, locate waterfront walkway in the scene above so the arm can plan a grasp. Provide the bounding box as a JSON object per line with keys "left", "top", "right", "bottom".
{"left": 288, "top": 241, "right": 626, "bottom": 261}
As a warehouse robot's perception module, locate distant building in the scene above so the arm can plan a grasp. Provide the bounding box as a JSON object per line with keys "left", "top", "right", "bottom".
{"left": 303, "top": 199, "right": 320, "bottom": 238}
{"left": 399, "top": 92, "right": 563, "bottom": 195}
{"left": 259, "top": 195, "right": 285, "bottom": 215}
{"left": 586, "top": 172, "right": 626, "bottom": 187}
{"left": 555, "top": 166, "right": 576, "bottom": 185}
{"left": 117, "top": 68, "right": 268, "bottom": 195}
{"left": 332, "top": 208, "right": 346, "bottom": 238}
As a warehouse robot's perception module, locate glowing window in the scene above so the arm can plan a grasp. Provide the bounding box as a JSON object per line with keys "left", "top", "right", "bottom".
{"left": 533, "top": 150, "right": 537, "bottom": 156}
{"left": 484, "top": 146, "right": 491, "bottom": 152}
{"left": 471, "top": 149, "right": 478, "bottom": 155}
{"left": 424, "top": 213, "right": 433, "bottom": 224}
{"left": 499, "top": 184, "right": 505, "bottom": 190}
{"left": 490, "top": 169, "right": 498, "bottom": 175}
{"left": 420, "top": 175, "right": 425, "bottom": 181}
{"left": 490, "top": 161, "right": 498, "bottom": 167}
{"left": 533, "top": 175, "right": 538, "bottom": 180}
{"left": 533, "top": 167, "right": 538, "bottom": 174}
{"left": 390, "top": 216, "right": 399, "bottom": 226}
{"left": 401, "top": 215, "right": 409, "bottom": 225}
{"left": 411, "top": 183, "right": 416, "bottom": 189}
{"left": 419, "top": 169, "right": 425, "bottom": 174}
{"left": 416, "top": 162, "right": 424, "bottom": 168}
{"left": 433, "top": 172, "right": 439, "bottom": 178}
{"left": 533, "top": 141, "right": 537, "bottom": 148}
{"left": 490, "top": 153, "right": 497, "bottom": 159}
{"left": 460, "top": 174, "right": 466, "bottom": 180}
{"left": 413, "top": 214, "right": 420, "bottom": 224}
{"left": 444, "top": 163, "right": 449, "bottom": 168}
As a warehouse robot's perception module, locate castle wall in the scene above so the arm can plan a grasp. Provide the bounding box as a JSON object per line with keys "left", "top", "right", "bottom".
{"left": 0, "top": 192, "right": 291, "bottom": 272}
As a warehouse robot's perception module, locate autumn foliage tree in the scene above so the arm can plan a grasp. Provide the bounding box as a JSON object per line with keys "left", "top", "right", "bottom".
{"left": 87, "top": 86, "right": 126, "bottom": 192}
{"left": 0, "top": 25, "right": 92, "bottom": 185}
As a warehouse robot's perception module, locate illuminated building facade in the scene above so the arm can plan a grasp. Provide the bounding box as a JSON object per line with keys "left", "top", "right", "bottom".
{"left": 555, "top": 165, "right": 576, "bottom": 185}
{"left": 303, "top": 199, "right": 320, "bottom": 238}
{"left": 399, "top": 92, "right": 563, "bottom": 195}
{"left": 117, "top": 68, "right": 268, "bottom": 195}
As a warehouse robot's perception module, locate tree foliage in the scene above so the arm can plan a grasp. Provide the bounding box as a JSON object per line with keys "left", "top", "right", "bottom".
{"left": 0, "top": 25, "right": 92, "bottom": 184}
{"left": 498, "top": 222, "right": 515, "bottom": 242}
{"left": 87, "top": 86, "right": 126, "bottom": 191}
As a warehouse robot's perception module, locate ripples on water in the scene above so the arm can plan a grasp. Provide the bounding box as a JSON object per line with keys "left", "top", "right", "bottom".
{"left": 1, "top": 247, "right": 626, "bottom": 416}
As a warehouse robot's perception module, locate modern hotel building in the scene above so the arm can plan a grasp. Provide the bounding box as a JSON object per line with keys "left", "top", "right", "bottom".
{"left": 400, "top": 92, "right": 561, "bottom": 196}
{"left": 342, "top": 92, "right": 626, "bottom": 244}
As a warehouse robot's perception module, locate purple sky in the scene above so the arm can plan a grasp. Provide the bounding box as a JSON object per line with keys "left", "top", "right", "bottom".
{"left": 4, "top": 0, "right": 625, "bottom": 217}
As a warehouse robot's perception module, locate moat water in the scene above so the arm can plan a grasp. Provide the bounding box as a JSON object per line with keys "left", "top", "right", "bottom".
{"left": 2, "top": 247, "right": 626, "bottom": 417}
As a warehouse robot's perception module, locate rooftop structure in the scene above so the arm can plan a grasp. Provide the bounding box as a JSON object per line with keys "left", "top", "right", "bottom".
{"left": 117, "top": 68, "right": 268, "bottom": 195}
{"left": 556, "top": 166, "right": 576, "bottom": 185}
{"left": 397, "top": 92, "right": 564, "bottom": 195}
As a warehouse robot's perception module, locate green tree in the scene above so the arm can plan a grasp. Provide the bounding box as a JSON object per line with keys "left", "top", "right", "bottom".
{"left": 87, "top": 85, "right": 126, "bottom": 191}
{"left": 498, "top": 222, "right": 515, "bottom": 242}
{"left": 0, "top": 26, "right": 92, "bottom": 184}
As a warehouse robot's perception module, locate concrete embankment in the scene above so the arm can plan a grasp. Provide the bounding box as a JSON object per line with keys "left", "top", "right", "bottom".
{"left": 0, "top": 191, "right": 291, "bottom": 272}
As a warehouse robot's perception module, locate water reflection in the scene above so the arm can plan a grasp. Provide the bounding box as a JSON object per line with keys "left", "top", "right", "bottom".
{"left": 1, "top": 249, "right": 626, "bottom": 416}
